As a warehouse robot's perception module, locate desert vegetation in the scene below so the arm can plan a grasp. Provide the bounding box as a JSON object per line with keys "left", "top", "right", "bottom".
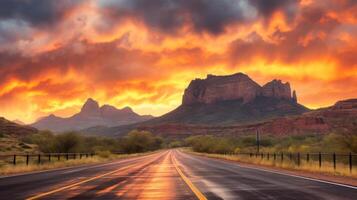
{"left": 19, "top": 130, "right": 163, "bottom": 154}
{"left": 184, "top": 133, "right": 357, "bottom": 154}
{"left": 184, "top": 133, "right": 357, "bottom": 177}
{"left": 0, "top": 130, "right": 163, "bottom": 174}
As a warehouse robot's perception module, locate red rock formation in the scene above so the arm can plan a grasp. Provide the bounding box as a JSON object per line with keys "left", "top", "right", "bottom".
{"left": 292, "top": 90, "right": 297, "bottom": 103}
{"left": 136, "top": 99, "right": 357, "bottom": 138}
{"left": 182, "top": 73, "right": 261, "bottom": 105}
{"left": 182, "top": 73, "right": 296, "bottom": 105}
{"left": 262, "top": 79, "right": 291, "bottom": 100}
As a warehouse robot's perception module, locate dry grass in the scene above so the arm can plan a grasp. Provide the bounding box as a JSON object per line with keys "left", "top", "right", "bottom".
{"left": 0, "top": 151, "right": 154, "bottom": 175}
{"left": 185, "top": 150, "right": 357, "bottom": 178}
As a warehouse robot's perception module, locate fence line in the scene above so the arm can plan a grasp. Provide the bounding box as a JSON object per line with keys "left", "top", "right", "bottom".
{"left": 0, "top": 153, "right": 95, "bottom": 166}
{"left": 230, "top": 152, "right": 356, "bottom": 173}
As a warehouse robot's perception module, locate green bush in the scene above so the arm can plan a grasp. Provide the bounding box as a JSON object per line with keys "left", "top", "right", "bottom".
{"left": 185, "top": 135, "right": 236, "bottom": 154}
{"left": 185, "top": 132, "right": 355, "bottom": 154}
{"left": 119, "top": 130, "right": 163, "bottom": 153}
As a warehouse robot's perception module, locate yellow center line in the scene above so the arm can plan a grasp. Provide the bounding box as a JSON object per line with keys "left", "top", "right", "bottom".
{"left": 171, "top": 153, "right": 207, "bottom": 200}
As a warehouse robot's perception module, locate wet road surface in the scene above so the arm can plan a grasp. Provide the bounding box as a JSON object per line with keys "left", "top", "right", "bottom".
{"left": 0, "top": 150, "right": 356, "bottom": 200}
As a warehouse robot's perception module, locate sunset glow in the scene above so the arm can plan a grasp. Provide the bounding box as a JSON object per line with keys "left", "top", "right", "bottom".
{"left": 0, "top": 0, "right": 357, "bottom": 123}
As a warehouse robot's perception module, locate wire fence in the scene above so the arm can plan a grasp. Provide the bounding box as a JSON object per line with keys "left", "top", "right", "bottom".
{"left": 0, "top": 153, "right": 95, "bottom": 166}
{"left": 232, "top": 152, "right": 357, "bottom": 173}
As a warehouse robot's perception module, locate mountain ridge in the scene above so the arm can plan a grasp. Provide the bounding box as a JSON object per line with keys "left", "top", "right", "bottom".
{"left": 83, "top": 98, "right": 357, "bottom": 138}
{"left": 32, "top": 98, "right": 153, "bottom": 132}
{"left": 83, "top": 72, "right": 314, "bottom": 136}
{"left": 0, "top": 117, "right": 37, "bottom": 136}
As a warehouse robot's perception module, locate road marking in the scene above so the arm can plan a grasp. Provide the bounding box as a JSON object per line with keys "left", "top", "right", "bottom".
{"left": 26, "top": 165, "right": 133, "bottom": 200}
{"left": 26, "top": 152, "right": 167, "bottom": 200}
{"left": 172, "top": 155, "right": 207, "bottom": 200}
{"left": 0, "top": 153, "right": 156, "bottom": 179}
{"left": 182, "top": 151, "right": 357, "bottom": 190}
{"left": 238, "top": 165, "right": 357, "bottom": 190}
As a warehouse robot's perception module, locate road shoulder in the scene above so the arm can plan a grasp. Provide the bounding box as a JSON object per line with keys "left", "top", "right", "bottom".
{"left": 184, "top": 150, "right": 357, "bottom": 187}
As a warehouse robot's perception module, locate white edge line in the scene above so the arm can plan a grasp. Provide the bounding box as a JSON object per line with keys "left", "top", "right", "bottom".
{"left": 238, "top": 164, "right": 357, "bottom": 190}
{"left": 184, "top": 151, "right": 357, "bottom": 190}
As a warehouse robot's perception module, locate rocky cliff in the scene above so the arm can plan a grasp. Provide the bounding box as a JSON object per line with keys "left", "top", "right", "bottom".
{"left": 131, "top": 72, "right": 310, "bottom": 126}
{"left": 183, "top": 73, "right": 296, "bottom": 105}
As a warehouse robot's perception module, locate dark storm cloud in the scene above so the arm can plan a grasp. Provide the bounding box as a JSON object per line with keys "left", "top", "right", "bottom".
{"left": 250, "top": 0, "right": 297, "bottom": 18}
{"left": 0, "top": 0, "right": 83, "bottom": 27}
{"left": 99, "top": 0, "right": 299, "bottom": 34}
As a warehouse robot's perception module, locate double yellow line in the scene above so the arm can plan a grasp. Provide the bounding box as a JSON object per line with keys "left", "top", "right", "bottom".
{"left": 171, "top": 154, "right": 207, "bottom": 200}
{"left": 27, "top": 151, "right": 207, "bottom": 200}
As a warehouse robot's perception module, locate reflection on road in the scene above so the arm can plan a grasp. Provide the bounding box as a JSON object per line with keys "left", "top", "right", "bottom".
{"left": 36, "top": 151, "right": 195, "bottom": 200}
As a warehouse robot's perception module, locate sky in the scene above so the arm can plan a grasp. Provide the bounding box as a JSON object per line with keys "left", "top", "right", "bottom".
{"left": 0, "top": 0, "right": 356, "bottom": 123}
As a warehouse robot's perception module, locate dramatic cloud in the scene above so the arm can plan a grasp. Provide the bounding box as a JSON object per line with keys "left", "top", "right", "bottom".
{"left": 0, "top": 0, "right": 356, "bottom": 123}
{"left": 97, "top": 0, "right": 299, "bottom": 34}
{"left": 0, "top": 0, "right": 83, "bottom": 27}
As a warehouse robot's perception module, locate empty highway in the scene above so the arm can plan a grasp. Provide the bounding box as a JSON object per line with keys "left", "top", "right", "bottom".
{"left": 0, "top": 150, "right": 356, "bottom": 200}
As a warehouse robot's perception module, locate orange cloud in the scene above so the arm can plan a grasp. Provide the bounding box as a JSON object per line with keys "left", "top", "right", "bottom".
{"left": 0, "top": 0, "right": 356, "bottom": 123}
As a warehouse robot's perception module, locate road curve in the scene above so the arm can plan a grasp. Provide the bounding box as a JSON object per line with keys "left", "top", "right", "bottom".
{"left": 0, "top": 150, "right": 355, "bottom": 200}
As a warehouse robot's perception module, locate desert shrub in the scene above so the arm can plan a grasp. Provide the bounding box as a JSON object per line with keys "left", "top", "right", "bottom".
{"left": 168, "top": 140, "right": 183, "bottom": 148}
{"left": 96, "top": 150, "right": 112, "bottom": 158}
{"left": 186, "top": 133, "right": 356, "bottom": 154}
{"left": 119, "top": 130, "right": 163, "bottom": 153}
{"left": 54, "top": 132, "right": 81, "bottom": 153}
{"left": 22, "top": 130, "right": 56, "bottom": 152}
{"left": 185, "top": 135, "right": 236, "bottom": 154}
{"left": 22, "top": 131, "right": 121, "bottom": 153}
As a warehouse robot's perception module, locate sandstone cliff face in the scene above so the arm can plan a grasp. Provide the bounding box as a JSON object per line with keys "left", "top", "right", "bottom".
{"left": 262, "top": 79, "right": 291, "bottom": 99}
{"left": 182, "top": 73, "right": 295, "bottom": 105}
{"left": 183, "top": 73, "right": 261, "bottom": 105}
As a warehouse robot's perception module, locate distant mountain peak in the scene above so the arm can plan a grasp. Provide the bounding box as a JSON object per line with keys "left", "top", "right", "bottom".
{"left": 80, "top": 98, "right": 100, "bottom": 115}
{"left": 32, "top": 98, "right": 153, "bottom": 132}
{"left": 121, "top": 106, "right": 133, "bottom": 113}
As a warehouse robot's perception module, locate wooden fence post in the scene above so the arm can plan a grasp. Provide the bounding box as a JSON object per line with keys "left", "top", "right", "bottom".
{"left": 307, "top": 153, "right": 309, "bottom": 163}
{"left": 297, "top": 153, "right": 300, "bottom": 166}
{"left": 349, "top": 152, "right": 352, "bottom": 173}
{"left": 26, "top": 154, "right": 29, "bottom": 165}
{"left": 333, "top": 153, "right": 336, "bottom": 170}
{"left": 13, "top": 155, "right": 16, "bottom": 165}
{"left": 319, "top": 152, "right": 322, "bottom": 168}
{"left": 38, "top": 154, "right": 41, "bottom": 164}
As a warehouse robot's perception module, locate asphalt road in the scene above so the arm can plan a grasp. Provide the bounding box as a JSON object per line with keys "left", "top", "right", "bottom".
{"left": 0, "top": 150, "right": 355, "bottom": 200}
